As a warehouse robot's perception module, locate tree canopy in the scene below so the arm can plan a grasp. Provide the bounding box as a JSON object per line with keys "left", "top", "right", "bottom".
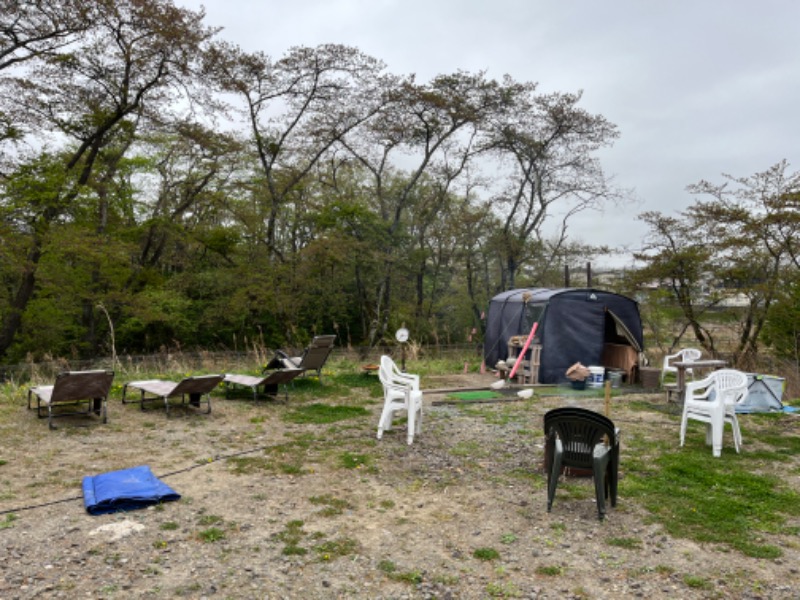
{"left": 0, "top": 0, "right": 624, "bottom": 362}
{"left": 630, "top": 161, "right": 800, "bottom": 368}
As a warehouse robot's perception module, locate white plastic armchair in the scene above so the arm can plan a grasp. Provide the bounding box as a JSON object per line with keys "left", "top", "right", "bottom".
{"left": 679, "top": 369, "right": 748, "bottom": 457}
{"left": 377, "top": 355, "right": 422, "bottom": 445}
{"left": 661, "top": 347, "right": 702, "bottom": 384}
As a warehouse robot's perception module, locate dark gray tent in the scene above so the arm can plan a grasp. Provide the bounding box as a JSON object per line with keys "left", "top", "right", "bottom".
{"left": 484, "top": 288, "right": 644, "bottom": 384}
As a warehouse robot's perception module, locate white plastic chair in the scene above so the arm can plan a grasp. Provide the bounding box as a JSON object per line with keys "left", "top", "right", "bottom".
{"left": 661, "top": 347, "right": 702, "bottom": 385}
{"left": 679, "top": 369, "right": 749, "bottom": 457}
{"left": 377, "top": 355, "right": 422, "bottom": 445}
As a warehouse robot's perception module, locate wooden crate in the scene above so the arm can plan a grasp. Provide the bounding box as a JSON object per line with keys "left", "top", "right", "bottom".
{"left": 507, "top": 341, "right": 541, "bottom": 384}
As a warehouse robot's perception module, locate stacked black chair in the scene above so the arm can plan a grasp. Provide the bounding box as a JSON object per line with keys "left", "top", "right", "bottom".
{"left": 543, "top": 407, "right": 620, "bottom": 520}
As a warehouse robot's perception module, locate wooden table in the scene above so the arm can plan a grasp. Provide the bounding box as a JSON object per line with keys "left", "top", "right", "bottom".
{"left": 672, "top": 359, "right": 728, "bottom": 403}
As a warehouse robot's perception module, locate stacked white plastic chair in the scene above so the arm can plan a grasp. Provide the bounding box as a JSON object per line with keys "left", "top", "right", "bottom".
{"left": 377, "top": 355, "right": 423, "bottom": 445}
{"left": 661, "top": 347, "right": 702, "bottom": 385}
{"left": 679, "top": 369, "right": 749, "bottom": 457}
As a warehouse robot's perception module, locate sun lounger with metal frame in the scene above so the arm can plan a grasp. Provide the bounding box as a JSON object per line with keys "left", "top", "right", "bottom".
{"left": 223, "top": 368, "right": 304, "bottom": 402}
{"left": 122, "top": 374, "right": 223, "bottom": 416}
{"left": 265, "top": 334, "right": 336, "bottom": 381}
{"left": 28, "top": 369, "right": 115, "bottom": 430}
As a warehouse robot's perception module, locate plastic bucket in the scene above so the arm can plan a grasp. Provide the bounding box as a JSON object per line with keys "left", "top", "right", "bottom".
{"left": 587, "top": 366, "right": 605, "bottom": 388}
{"left": 608, "top": 370, "right": 623, "bottom": 388}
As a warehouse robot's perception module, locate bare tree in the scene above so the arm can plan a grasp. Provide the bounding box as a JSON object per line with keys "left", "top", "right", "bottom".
{"left": 631, "top": 211, "right": 718, "bottom": 354}
{"left": 0, "top": 0, "right": 95, "bottom": 70}
{"left": 0, "top": 0, "right": 94, "bottom": 151}
{"left": 339, "top": 71, "right": 513, "bottom": 344}
{"left": 686, "top": 161, "right": 800, "bottom": 363}
{"left": 486, "top": 87, "right": 622, "bottom": 290}
{"left": 203, "top": 42, "right": 390, "bottom": 261}
{"left": 632, "top": 161, "right": 800, "bottom": 365}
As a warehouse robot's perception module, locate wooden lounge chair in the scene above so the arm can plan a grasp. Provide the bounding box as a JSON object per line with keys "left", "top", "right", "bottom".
{"left": 265, "top": 334, "right": 336, "bottom": 381}
{"left": 223, "top": 368, "right": 304, "bottom": 402}
{"left": 28, "top": 369, "right": 115, "bottom": 430}
{"left": 122, "top": 374, "right": 223, "bottom": 416}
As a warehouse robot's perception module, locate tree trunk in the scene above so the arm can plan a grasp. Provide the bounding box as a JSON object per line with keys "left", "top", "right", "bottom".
{"left": 0, "top": 242, "right": 43, "bottom": 358}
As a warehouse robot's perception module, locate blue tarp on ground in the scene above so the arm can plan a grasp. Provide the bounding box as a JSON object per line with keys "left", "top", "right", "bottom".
{"left": 82, "top": 465, "right": 180, "bottom": 515}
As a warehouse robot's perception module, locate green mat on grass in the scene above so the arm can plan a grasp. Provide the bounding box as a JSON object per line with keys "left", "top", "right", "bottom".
{"left": 447, "top": 390, "right": 505, "bottom": 401}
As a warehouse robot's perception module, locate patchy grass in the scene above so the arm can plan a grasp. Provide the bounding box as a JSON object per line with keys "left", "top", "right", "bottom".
{"left": 326, "top": 372, "right": 383, "bottom": 393}
{"left": 623, "top": 424, "right": 800, "bottom": 558}
{"left": 500, "top": 533, "right": 518, "bottom": 544}
{"left": 275, "top": 519, "right": 308, "bottom": 556}
{"left": 473, "top": 547, "right": 501, "bottom": 561}
{"left": 198, "top": 527, "right": 225, "bottom": 543}
{"left": 485, "top": 581, "right": 521, "bottom": 598}
{"left": 607, "top": 537, "right": 643, "bottom": 550}
{"left": 683, "top": 575, "right": 714, "bottom": 590}
{"left": 309, "top": 493, "right": 353, "bottom": 517}
{"left": 283, "top": 403, "right": 370, "bottom": 425}
{"left": 377, "top": 559, "right": 423, "bottom": 584}
{"left": 228, "top": 456, "right": 274, "bottom": 475}
{"left": 1, "top": 513, "right": 18, "bottom": 529}
{"left": 3, "top": 352, "right": 800, "bottom": 598}
{"left": 314, "top": 536, "right": 358, "bottom": 561}
{"left": 339, "top": 451, "right": 372, "bottom": 470}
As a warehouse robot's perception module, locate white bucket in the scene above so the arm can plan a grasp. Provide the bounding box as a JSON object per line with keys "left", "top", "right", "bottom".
{"left": 587, "top": 366, "right": 605, "bottom": 388}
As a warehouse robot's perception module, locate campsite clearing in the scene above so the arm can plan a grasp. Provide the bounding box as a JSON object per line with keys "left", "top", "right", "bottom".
{"left": 1, "top": 369, "right": 798, "bottom": 599}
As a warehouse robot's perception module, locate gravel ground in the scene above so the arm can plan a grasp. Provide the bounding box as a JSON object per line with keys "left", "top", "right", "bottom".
{"left": 1, "top": 372, "right": 798, "bottom": 599}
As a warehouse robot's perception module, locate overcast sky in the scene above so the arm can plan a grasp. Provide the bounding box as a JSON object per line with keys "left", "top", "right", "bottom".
{"left": 178, "top": 0, "right": 800, "bottom": 267}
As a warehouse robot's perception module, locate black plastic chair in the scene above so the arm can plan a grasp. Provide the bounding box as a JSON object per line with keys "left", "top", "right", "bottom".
{"left": 543, "top": 407, "right": 620, "bottom": 520}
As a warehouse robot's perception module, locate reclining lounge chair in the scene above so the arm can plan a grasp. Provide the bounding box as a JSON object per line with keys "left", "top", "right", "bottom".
{"left": 265, "top": 334, "right": 336, "bottom": 381}
{"left": 223, "top": 368, "right": 304, "bottom": 402}
{"left": 122, "top": 374, "right": 223, "bottom": 416}
{"left": 28, "top": 369, "right": 115, "bottom": 430}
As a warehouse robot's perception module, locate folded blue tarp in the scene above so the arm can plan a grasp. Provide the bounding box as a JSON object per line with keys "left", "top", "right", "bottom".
{"left": 82, "top": 465, "right": 180, "bottom": 515}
